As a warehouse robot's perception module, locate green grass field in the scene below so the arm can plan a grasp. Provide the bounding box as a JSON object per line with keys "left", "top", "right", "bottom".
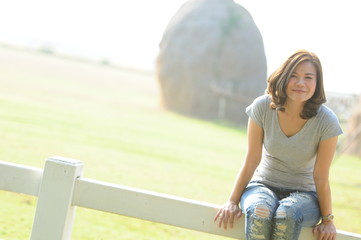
{"left": 0, "top": 46, "right": 360, "bottom": 239}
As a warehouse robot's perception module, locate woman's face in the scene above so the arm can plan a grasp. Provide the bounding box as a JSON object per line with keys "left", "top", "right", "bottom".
{"left": 286, "top": 61, "right": 317, "bottom": 104}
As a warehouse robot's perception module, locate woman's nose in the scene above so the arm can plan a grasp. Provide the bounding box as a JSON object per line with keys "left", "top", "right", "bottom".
{"left": 295, "top": 78, "right": 305, "bottom": 86}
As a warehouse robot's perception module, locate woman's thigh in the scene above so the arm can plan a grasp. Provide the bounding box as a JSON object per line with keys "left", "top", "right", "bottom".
{"left": 241, "top": 182, "right": 280, "bottom": 218}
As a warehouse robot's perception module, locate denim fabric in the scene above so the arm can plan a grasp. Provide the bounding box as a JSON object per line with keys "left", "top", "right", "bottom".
{"left": 240, "top": 181, "right": 321, "bottom": 240}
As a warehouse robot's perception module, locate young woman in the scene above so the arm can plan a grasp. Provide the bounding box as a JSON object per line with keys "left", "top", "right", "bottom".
{"left": 214, "top": 50, "right": 342, "bottom": 240}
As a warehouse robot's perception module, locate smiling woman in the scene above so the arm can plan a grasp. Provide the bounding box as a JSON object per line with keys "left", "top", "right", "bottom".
{"left": 214, "top": 50, "right": 343, "bottom": 240}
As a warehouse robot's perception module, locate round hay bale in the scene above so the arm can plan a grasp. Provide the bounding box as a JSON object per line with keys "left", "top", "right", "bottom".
{"left": 157, "top": 0, "right": 267, "bottom": 124}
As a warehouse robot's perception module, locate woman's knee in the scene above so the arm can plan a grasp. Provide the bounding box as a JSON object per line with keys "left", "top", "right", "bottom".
{"left": 246, "top": 201, "right": 276, "bottom": 221}
{"left": 274, "top": 191, "right": 318, "bottom": 223}
{"left": 241, "top": 184, "right": 279, "bottom": 218}
{"left": 272, "top": 192, "right": 317, "bottom": 239}
{"left": 254, "top": 204, "right": 272, "bottom": 219}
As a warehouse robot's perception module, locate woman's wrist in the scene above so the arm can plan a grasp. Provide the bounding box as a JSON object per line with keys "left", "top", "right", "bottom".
{"left": 321, "top": 213, "right": 334, "bottom": 223}
{"left": 228, "top": 200, "right": 239, "bottom": 205}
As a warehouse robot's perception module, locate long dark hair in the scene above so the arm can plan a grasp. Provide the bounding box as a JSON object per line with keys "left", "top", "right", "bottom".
{"left": 266, "top": 49, "right": 326, "bottom": 119}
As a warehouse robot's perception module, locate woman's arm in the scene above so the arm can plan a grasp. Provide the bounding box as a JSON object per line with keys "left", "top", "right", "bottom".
{"left": 313, "top": 136, "right": 338, "bottom": 240}
{"left": 214, "top": 118, "right": 263, "bottom": 229}
{"left": 228, "top": 118, "right": 264, "bottom": 203}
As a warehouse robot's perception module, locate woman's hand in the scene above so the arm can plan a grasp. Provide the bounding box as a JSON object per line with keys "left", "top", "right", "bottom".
{"left": 214, "top": 201, "right": 242, "bottom": 230}
{"left": 312, "top": 221, "right": 336, "bottom": 240}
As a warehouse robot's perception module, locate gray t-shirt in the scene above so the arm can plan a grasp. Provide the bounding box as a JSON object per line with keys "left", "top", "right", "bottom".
{"left": 246, "top": 95, "right": 343, "bottom": 192}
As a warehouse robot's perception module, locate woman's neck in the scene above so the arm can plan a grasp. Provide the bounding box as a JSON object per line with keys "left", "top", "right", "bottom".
{"left": 283, "top": 101, "right": 304, "bottom": 119}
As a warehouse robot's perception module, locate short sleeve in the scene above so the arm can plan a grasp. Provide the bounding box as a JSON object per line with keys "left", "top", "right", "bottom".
{"left": 245, "top": 95, "right": 269, "bottom": 128}
{"left": 319, "top": 107, "right": 343, "bottom": 141}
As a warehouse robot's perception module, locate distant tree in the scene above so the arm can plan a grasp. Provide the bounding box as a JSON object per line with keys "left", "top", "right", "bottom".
{"left": 100, "top": 59, "right": 111, "bottom": 65}
{"left": 345, "top": 96, "right": 361, "bottom": 157}
{"left": 39, "top": 47, "right": 54, "bottom": 55}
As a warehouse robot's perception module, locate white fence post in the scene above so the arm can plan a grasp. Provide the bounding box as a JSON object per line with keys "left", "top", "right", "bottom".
{"left": 30, "top": 157, "right": 83, "bottom": 240}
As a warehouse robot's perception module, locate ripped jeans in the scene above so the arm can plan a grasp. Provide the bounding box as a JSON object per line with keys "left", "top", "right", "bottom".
{"left": 240, "top": 181, "right": 320, "bottom": 240}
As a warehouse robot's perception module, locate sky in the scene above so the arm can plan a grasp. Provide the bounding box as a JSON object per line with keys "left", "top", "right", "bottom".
{"left": 0, "top": 0, "right": 360, "bottom": 94}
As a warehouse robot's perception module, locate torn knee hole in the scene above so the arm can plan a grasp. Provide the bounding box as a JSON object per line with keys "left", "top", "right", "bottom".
{"left": 254, "top": 205, "right": 271, "bottom": 218}
{"left": 275, "top": 209, "right": 286, "bottom": 218}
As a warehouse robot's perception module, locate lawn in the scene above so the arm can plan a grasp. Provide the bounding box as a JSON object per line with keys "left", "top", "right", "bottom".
{"left": 0, "top": 46, "right": 360, "bottom": 239}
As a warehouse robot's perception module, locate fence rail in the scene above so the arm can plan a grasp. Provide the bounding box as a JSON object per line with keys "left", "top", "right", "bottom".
{"left": 1, "top": 157, "right": 361, "bottom": 240}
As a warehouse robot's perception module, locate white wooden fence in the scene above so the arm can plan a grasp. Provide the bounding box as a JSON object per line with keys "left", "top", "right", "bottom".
{"left": 1, "top": 156, "right": 360, "bottom": 240}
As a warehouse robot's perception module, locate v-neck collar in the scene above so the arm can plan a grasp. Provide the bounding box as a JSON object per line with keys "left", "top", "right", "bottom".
{"left": 275, "top": 110, "right": 313, "bottom": 139}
